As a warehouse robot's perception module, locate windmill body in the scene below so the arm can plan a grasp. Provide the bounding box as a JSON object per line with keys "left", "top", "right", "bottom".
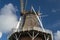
{"left": 8, "top": 0, "right": 53, "bottom": 40}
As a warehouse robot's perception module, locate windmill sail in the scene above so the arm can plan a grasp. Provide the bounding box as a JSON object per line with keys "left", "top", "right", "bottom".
{"left": 20, "top": 0, "right": 24, "bottom": 13}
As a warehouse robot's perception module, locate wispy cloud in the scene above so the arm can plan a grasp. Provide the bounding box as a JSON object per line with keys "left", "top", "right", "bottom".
{"left": 0, "top": 3, "right": 18, "bottom": 32}
{"left": 47, "top": 0, "right": 57, "bottom": 2}
{"left": 0, "top": 32, "right": 2, "bottom": 38}
{"left": 54, "top": 31, "right": 60, "bottom": 40}
{"left": 52, "top": 9, "right": 57, "bottom": 13}
{"left": 52, "top": 20, "right": 60, "bottom": 27}
{"left": 51, "top": 9, "right": 60, "bottom": 13}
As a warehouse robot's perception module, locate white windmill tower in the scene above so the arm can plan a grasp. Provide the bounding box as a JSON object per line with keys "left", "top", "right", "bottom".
{"left": 8, "top": 0, "right": 53, "bottom": 40}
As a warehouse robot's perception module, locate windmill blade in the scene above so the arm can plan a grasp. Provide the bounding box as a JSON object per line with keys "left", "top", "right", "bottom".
{"left": 32, "top": 6, "right": 45, "bottom": 32}
{"left": 20, "top": 0, "right": 24, "bottom": 13}
{"left": 16, "top": 17, "right": 22, "bottom": 29}
{"left": 38, "top": 6, "right": 41, "bottom": 13}
{"left": 38, "top": 6, "right": 48, "bottom": 17}
{"left": 16, "top": 16, "right": 24, "bottom": 32}
{"left": 38, "top": 6, "right": 41, "bottom": 16}
{"left": 25, "top": 0, "right": 28, "bottom": 10}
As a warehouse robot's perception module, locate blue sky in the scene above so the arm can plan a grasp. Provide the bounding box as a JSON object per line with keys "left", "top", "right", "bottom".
{"left": 0, "top": 0, "right": 60, "bottom": 40}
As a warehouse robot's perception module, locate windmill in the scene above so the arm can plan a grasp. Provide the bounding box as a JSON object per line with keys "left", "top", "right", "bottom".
{"left": 8, "top": 0, "right": 53, "bottom": 40}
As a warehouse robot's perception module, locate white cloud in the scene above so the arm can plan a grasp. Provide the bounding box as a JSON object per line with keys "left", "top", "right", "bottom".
{"left": 45, "top": 29, "right": 52, "bottom": 34}
{"left": 0, "top": 32, "right": 2, "bottom": 38}
{"left": 0, "top": 3, "right": 18, "bottom": 32}
{"left": 52, "top": 9, "right": 56, "bottom": 13}
{"left": 54, "top": 31, "right": 60, "bottom": 40}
